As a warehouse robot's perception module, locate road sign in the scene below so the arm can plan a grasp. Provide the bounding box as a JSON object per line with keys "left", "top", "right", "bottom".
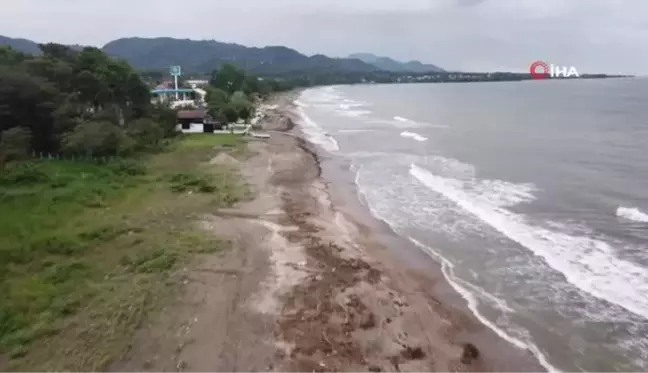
{"left": 170, "top": 65, "right": 182, "bottom": 77}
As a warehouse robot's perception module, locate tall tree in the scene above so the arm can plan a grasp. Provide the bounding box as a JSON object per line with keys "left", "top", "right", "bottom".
{"left": 210, "top": 64, "right": 246, "bottom": 94}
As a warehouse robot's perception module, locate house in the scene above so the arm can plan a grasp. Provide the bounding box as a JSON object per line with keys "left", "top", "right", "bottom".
{"left": 151, "top": 88, "right": 207, "bottom": 109}
{"left": 176, "top": 109, "right": 225, "bottom": 133}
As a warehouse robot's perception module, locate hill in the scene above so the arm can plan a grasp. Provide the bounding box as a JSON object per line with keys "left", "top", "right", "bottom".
{"left": 0, "top": 35, "right": 87, "bottom": 55}
{"left": 0, "top": 35, "right": 444, "bottom": 76}
{"left": 102, "top": 37, "right": 378, "bottom": 75}
{"left": 0, "top": 35, "right": 41, "bottom": 54}
{"left": 349, "top": 53, "right": 444, "bottom": 73}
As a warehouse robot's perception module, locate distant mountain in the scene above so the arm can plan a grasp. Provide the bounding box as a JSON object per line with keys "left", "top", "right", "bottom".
{"left": 0, "top": 35, "right": 41, "bottom": 54}
{"left": 0, "top": 35, "right": 87, "bottom": 55}
{"left": 102, "top": 37, "right": 379, "bottom": 75}
{"left": 2, "top": 35, "right": 440, "bottom": 76}
{"left": 349, "top": 53, "right": 444, "bottom": 73}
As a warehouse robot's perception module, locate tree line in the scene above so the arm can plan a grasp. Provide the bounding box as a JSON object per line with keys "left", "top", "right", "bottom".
{"left": 204, "top": 64, "right": 302, "bottom": 125}
{"left": 0, "top": 44, "right": 177, "bottom": 170}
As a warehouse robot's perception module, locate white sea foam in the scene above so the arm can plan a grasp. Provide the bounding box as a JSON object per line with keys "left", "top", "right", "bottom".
{"left": 295, "top": 106, "right": 339, "bottom": 153}
{"left": 408, "top": 238, "right": 560, "bottom": 372}
{"left": 302, "top": 86, "right": 344, "bottom": 104}
{"left": 390, "top": 116, "right": 449, "bottom": 129}
{"left": 337, "top": 109, "right": 372, "bottom": 117}
{"left": 617, "top": 207, "right": 648, "bottom": 223}
{"left": 400, "top": 131, "right": 428, "bottom": 142}
{"left": 339, "top": 102, "right": 368, "bottom": 109}
{"left": 337, "top": 129, "right": 373, "bottom": 134}
{"left": 410, "top": 163, "right": 648, "bottom": 320}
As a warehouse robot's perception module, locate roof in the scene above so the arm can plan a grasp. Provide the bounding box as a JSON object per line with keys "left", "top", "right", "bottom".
{"left": 177, "top": 109, "right": 206, "bottom": 119}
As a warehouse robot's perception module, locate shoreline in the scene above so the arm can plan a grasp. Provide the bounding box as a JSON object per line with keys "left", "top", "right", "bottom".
{"left": 264, "top": 92, "right": 545, "bottom": 371}
{"left": 111, "top": 91, "right": 546, "bottom": 372}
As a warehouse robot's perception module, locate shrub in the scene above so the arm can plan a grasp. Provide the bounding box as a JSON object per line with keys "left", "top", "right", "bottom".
{"left": 0, "top": 162, "right": 50, "bottom": 186}
{"left": 168, "top": 172, "right": 214, "bottom": 193}
{"left": 61, "top": 120, "right": 134, "bottom": 157}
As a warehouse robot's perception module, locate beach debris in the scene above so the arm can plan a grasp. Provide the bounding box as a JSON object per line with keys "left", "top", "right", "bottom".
{"left": 400, "top": 346, "right": 425, "bottom": 360}
{"left": 358, "top": 311, "right": 376, "bottom": 329}
{"left": 460, "top": 342, "right": 480, "bottom": 364}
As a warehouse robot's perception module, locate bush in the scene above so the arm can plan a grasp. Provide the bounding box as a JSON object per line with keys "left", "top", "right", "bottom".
{"left": 62, "top": 120, "right": 133, "bottom": 157}
{"left": 0, "top": 127, "right": 32, "bottom": 170}
{"left": 126, "top": 118, "right": 165, "bottom": 151}
{"left": 147, "top": 104, "right": 178, "bottom": 138}
{"left": 106, "top": 160, "right": 147, "bottom": 177}
{"left": 168, "top": 172, "right": 214, "bottom": 193}
{"left": 0, "top": 162, "right": 50, "bottom": 185}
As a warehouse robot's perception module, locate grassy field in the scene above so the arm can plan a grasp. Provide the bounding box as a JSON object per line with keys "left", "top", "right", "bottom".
{"left": 0, "top": 133, "right": 247, "bottom": 371}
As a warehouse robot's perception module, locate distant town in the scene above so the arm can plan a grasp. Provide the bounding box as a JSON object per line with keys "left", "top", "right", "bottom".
{"left": 358, "top": 71, "right": 632, "bottom": 85}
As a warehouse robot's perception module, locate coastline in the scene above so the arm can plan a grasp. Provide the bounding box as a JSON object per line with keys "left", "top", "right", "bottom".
{"left": 263, "top": 92, "right": 545, "bottom": 371}
{"left": 112, "top": 90, "right": 546, "bottom": 372}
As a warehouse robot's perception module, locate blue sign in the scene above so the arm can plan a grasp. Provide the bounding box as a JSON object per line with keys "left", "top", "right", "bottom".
{"left": 170, "top": 65, "right": 182, "bottom": 77}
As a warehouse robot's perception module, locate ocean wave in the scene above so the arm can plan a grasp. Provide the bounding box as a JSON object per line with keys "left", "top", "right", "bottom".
{"left": 295, "top": 106, "right": 339, "bottom": 153}
{"left": 301, "top": 86, "right": 344, "bottom": 104}
{"left": 390, "top": 116, "right": 448, "bottom": 129}
{"left": 617, "top": 206, "right": 648, "bottom": 223}
{"left": 408, "top": 238, "right": 559, "bottom": 372}
{"left": 337, "top": 129, "right": 373, "bottom": 134}
{"left": 400, "top": 131, "right": 428, "bottom": 142}
{"left": 352, "top": 161, "right": 555, "bottom": 371}
{"left": 339, "top": 102, "right": 369, "bottom": 109}
{"left": 393, "top": 116, "right": 423, "bottom": 128}
{"left": 294, "top": 100, "right": 308, "bottom": 108}
{"left": 337, "top": 109, "right": 373, "bottom": 118}
{"left": 410, "top": 163, "right": 648, "bottom": 320}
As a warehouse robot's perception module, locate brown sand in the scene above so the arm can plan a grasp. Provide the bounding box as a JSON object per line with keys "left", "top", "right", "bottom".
{"left": 112, "top": 93, "right": 545, "bottom": 372}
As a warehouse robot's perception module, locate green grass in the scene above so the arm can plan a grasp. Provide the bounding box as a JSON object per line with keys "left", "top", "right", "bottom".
{"left": 178, "top": 133, "right": 243, "bottom": 149}
{"left": 0, "top": 134, "right": 246, "bottom": 371}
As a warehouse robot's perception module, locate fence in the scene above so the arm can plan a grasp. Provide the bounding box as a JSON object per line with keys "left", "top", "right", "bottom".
{"left": 30, "top": 151, "right": 126, "bottom": 164}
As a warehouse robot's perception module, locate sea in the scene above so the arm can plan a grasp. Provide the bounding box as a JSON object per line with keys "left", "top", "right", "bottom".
{"left": 293, "top": 79, "right": 648, "bottom": 372}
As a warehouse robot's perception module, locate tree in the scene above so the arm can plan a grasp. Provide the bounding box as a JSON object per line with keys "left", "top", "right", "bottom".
{"left": 62, "top": 121, "right": 133, "bottom": 157}
{"left": 126, "top": 118, "right": 165, "bottom": 151}
{"left": 0, "top": 127, "right": 32, "bottom": 171}
{"left": 147, "top": 104, "right": 178, "bottom": 138}
{"left": 210, "top": 64, "right": 246, "bottom": 94}
{"left": 229, "top": 91, "right": 254, "bottom": 123}
{"left": 205, "top": 87, "right": 230, "bottom": 120}
{"left": 222, "top": 104, "right": 239, "bottom": 125}
{"left": 0, "top": 40, "right": 170, "bottom": 165}
{"left": 0, "top": 68, "right": 59, "bottom": 154}
{"left": 206, "top": 87, "right": 229, "bottom": 105}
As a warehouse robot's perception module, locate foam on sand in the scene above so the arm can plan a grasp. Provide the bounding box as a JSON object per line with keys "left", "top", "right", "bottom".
{"left": 294, "top": 106, "right": 340, "bottom": 153}
{"left": 400, "top": 131, "right": 428, "bottom": 142}
{"left": 408, "top": 238, "right": 559, "bottom": 372}
{"left": 410, "top": 163, "right": 648, "bottom": 320}
{"left": 617, "top": 206, "right": 648, "bottom": 223}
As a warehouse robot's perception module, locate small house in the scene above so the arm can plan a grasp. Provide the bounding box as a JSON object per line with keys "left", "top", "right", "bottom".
{"left": 176, "top": 109, "right": 226, "bottom": 133}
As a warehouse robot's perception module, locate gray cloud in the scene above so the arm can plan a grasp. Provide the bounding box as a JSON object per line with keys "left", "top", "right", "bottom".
{"left": 2, "top": 0, "right": 647, "bottom": 74}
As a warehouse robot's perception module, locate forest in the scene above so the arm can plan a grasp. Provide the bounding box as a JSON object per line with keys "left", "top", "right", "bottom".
{"left": 0, "top": 44, "right": 178, "bottom": 169}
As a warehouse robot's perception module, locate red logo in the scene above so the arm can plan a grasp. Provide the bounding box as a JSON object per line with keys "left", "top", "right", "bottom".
{"left": 529, "top": 60, "right": 550, "bottom": 79}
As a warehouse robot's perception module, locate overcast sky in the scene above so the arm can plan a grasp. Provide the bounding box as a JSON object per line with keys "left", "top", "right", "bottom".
{"left": 3, "top": 0, "right": 647, "bottom": 74}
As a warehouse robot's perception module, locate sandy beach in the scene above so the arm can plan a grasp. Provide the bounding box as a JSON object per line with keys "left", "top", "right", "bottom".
{"left": 113, "top": 92, "right": 545, "bottom": 372}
